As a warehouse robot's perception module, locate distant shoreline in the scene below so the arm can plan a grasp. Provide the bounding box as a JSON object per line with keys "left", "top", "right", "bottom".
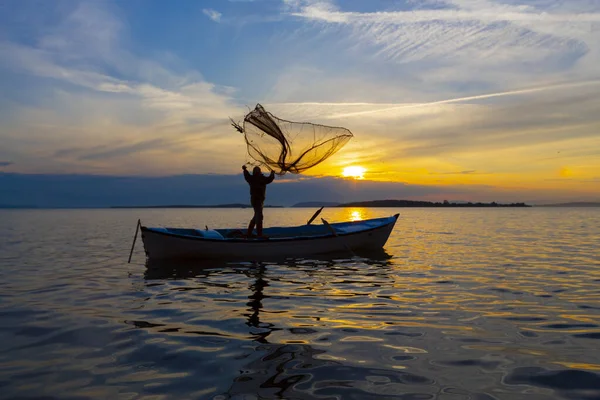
{"left": 110, "top": 204, "right": 284, "bottom": 209}
{"left": 534, "top": 202, "right": 600, "bottom": 207}
{"left": 110, "top": 200, "right": 533, "bottom": 208}
{"left": 335, "top": 200, "right": 531, "bottom": 208}
{"left": 3, "top": 200, "right": 600, "bottom": 209}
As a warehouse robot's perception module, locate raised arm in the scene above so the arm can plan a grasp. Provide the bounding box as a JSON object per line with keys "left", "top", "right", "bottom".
{"left": 243, "top": 166, "right": 251, "bottom": 183}
{"left": 266, "top": 170, "right": 275, "bottom": 184}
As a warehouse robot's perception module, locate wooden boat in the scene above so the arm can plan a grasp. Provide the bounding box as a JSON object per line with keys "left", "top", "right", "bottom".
{"left": 139, "top": 214, "right": 399, "bottom": 260}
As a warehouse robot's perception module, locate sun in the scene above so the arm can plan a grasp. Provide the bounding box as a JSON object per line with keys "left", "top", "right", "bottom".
{"left": 342, "top": 166, "right": 366, "bottom": 179}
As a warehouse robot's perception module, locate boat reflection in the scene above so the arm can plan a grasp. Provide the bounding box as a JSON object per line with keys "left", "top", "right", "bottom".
{"left": 225, "top": 264, "right": 331, "bottom": 397}
{"left": 243, "top": 264, "right": 280, "bottom": 344}
{"left": 142, "top": 251, "right": 411, "bottom": 398}
{"left": 143, "top": 248, "right": 393, "bottom": 280}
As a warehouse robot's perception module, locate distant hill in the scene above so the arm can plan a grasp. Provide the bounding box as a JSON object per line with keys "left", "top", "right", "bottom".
{"left": 111, "top": 204, "right": 284, "bottom": 209}
{"left": 292, "top": 201, "right": 341, "bottom": 208}
{"left": 536, "top": 202, "right": 600, "bottom": 207}
{"left": 337, "top": 200, "right": 530, "bottom": 208}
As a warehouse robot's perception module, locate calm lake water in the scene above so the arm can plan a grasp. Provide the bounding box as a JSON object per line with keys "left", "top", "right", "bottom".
{"left": 1, "top": 208, "right": 599, "bottom": 399}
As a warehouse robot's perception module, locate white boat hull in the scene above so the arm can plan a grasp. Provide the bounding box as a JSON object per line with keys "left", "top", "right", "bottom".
{"left": 140, "top": 215, "right": 398, "bottom": 260}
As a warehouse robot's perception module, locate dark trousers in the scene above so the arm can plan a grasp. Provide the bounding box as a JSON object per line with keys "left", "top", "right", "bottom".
{"left": 250, "top": 196, "right": 264, "bottom": 224}
{"left": 248, "top": 196, "right": 265, "bottom": 236}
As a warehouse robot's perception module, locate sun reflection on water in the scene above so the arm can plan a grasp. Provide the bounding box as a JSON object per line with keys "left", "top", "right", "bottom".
{"left": 349, "top": 209, "right": 364, "bottom": 221}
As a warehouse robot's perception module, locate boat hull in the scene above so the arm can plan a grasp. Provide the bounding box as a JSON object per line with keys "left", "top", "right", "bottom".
{"left": 140, "top": 215, "right": 398, "bottom": 260}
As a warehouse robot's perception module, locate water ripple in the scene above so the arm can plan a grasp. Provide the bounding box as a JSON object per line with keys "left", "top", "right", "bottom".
{"left": 0, "top": 208, "right": 599, "bottom": 399}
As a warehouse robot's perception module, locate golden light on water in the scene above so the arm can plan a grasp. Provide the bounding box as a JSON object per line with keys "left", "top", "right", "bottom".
{"left": 342, "top": 208, "right": 369, "bottom": 222}
{"left": 342, "top": 166, "right": 366, "bottom": 179}
{"left": 350, "top": 210, "right": 363, "bottom": 221}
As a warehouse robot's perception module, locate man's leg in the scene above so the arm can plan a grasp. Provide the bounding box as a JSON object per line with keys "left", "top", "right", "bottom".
{"left": 247, "top": 216, "right": 256, "bottom": 237}
{"left": 249, "top": 197, "right": 261, "bottom": 237}
{"left": 256, "top": 204, "right": 264, "bottom": 237}
{"left": 257, "top": 218, "right": 263, "bottom": 237}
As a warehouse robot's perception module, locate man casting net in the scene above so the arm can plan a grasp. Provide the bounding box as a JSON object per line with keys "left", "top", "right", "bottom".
{"left": 231, "top": 104, "right": 353, "bottom": 175}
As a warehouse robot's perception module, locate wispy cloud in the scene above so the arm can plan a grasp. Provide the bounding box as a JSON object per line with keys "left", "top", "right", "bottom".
{"left": 286, "top": 0, "right": 600, "bottom": 59}
{"left": 315, "top": 80, "right": 600, "bottom": 119}
{"left": 0, "top": 161, "right": 13, "bottom": 167}
{"left": 283, "top": 0, "right": 600, "bottom": 92}
{"left": 430, "top": 170, "right": 479, "bottom": 175}
{"left": 55, "top": 139, "right": 168, "bottom": 161}
{"left": 203, "top": 8, "right": 223, "bottom": 22}
{"left": 5, "top": 172, "right": 593, "bottom": 207}
{"left": 0, "top": 2, "right": 244, "bottom": 175}
{"left": 545, "top": 177, "right": 600, "bottom": 183}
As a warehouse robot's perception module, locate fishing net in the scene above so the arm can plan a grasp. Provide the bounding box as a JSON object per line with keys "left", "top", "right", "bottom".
{"left": 231, "top": 104, "right": 353, "bottom": 175}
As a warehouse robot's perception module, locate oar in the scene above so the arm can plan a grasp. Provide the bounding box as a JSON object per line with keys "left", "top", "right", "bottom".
{"left": 307, "top": 206, "right": 324, "bottom": 225}
{"left": 322, "top": 217, "right": 356, "bottom": 258}
{"left": 321, "top": 218, "right": 337, "bottom": 236}
{"left": 128, "top": 219, "right": 141, "bottom": 264}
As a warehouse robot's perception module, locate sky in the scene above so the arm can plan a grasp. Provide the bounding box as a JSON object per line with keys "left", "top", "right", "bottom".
{"left": 0, "top": 0, "right": 599, "bottom": 205}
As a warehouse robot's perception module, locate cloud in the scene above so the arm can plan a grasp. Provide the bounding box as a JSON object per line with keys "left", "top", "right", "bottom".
{"left": 0, "top": 40, "right": 237, "bottom": 117}
{"left": 0, "top": 161, "right": 13, "bottom": 167}
{"left": 203, "top": 8, "right": 223, "bottom": 22}
{"left": 429, "top": 170, "right": 479, "bottom": 175}
{"left": 266, "top": 82, "right": 600, "bottom": 160}
{"left": 55, "top": 139, "right": 167, "bottom": 161}
{"left": 316, "top": 80, "right": 600, "bottom": 119}
{"left": 287, "top": 0, "right": 600, "bottom": 45}
{"left": 1, "top": 172, "right": 587, "bottom": 208}
{"left": 3, "top": 172, "right": 599, "bottom": 208}
{"left": 545, "top": 177, "right": 600, "bottom": 183}
{"left": 0, "top": 2, "right": 245, "bottom": 175}
{"left": 282, "top": 0, "right": 600, "bottom": 95}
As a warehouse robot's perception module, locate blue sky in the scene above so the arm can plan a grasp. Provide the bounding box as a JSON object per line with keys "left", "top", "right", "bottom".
{"left": 0, "top": 0, "right": 599, "bottom": 204}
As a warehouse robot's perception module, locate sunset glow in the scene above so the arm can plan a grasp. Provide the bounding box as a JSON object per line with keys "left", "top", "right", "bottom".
{"left": 0, "top": 0, "right": 599, "bottom": 205}
{"left": 342, "top": 166, "right": 366, "bottom": 180}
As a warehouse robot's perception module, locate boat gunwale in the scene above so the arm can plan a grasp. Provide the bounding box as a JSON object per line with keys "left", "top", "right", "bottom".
{"left": 141, "top": 214, "right": 399, "bottom": 244}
